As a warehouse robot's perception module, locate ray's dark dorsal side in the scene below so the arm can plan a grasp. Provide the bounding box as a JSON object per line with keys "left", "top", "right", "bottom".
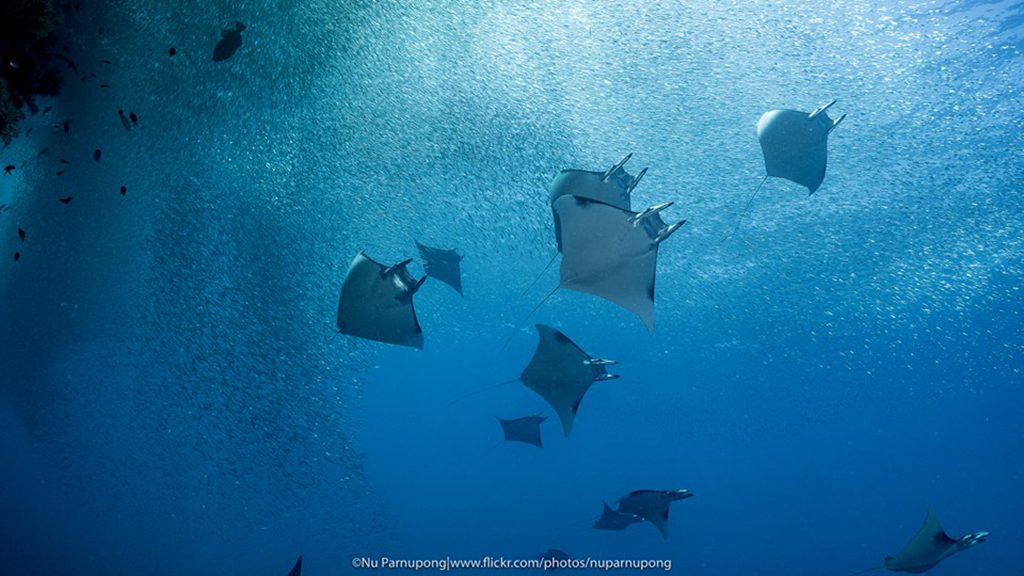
{"left": 593, "top": 502, "right": 644, "bottom": 531}
{"left": 615, "top": 489, "right": 693, "bottom": 540}
{"left": 336, "top": 251, "right": 427, "bottom": 349}
{"left": 415, "top": 240, "right": 464, "bottom": 295}
{"left": 287, "top": 555, "right": 301, "bottom": 576}
{"left": 496, "top": 414, "right": 547, "bottom": 447}
{"left": 213, "top": 21, "right": 246, "bottom": 62}
{"left": 881, "top": 507, "right": 989, "bottom": 573}
{"left": 519, "top": 325, "right": 618, "bottom": 436}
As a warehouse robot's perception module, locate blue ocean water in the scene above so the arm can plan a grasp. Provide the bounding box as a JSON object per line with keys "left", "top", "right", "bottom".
{"left": 1, "top": 1, "right": 1022, "bottom": 575}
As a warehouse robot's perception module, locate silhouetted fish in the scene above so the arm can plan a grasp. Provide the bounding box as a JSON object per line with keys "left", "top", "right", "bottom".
{"left": 129, "top": 111, "right": 138, "bottom": 125}
{"left": 57, "top": 55, "right": 78, "bottom": 72}
{"left": 62, "top": 120, "right": 71, "bottom": 134}
{"left": 118, "top": 109, "right": 132, "bottom": 130}
{"left": 59, "top": 196, "right": 73, "bottom": 204}
{"left": 213, "top": 22, "right": 246, "bottom": 62}
{"left": 60, "top": 158, "right": 70, "bottom": 164}
{"left": 13, "top": 252, "right": 20, "bottom": 262}
{"left": 18, "top": 228, "right": 25, "bottom": 241}
{"left": 120, "top": 185, "right": 127, "bottom": 196}
{"left": 3, "top": 164, "right": 14, "bottom": 175}
{"left": 43, "top": 106, "right": 52, "bottom": 114}
{"left": 168, "top": 47, "right": 176, "bottom": 56}
{"left": 93, "top": 149, "right": 102, "bottom": 162}
{"left": 56, "top": 170, "right": 65, "bottom": 176}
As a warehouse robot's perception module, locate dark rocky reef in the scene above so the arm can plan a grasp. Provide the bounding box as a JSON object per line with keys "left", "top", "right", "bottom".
{"left": 0, "top": 0, "right": 63, "bottom": 146}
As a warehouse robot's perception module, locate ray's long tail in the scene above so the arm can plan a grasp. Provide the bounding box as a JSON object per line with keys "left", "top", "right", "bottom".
{"left": 547, "top": 515, "right": 600, "bottom": 536}
{"left": 498, "top": 284, "right": 559, "bottom": 354}
{"left": 445, "top": 378, "right": 520, "bottom": 409}
{"left": 720, "top": 175, "right": 768, "bottom": 243}
{"left": 519, "top": 251, "right": 559, "bottom": 298}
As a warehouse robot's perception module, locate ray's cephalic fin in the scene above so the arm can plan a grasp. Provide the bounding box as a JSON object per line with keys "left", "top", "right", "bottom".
{"left": 654, "top": 220, "right": 686, "bottom": 245}
{"left": 809, "top": 99, "right": 837, "bottom": 119}
{"left": 829, "top": 113, "right": 847, "bottom": 133}
{"left": 631, "top": 201, "right": 674, "bottom": 227}
{"left": 627, "top": 167, "right": 648, "bottom": 192}
{"left": 603, "top": 153, "right": 633, "bottom": 182}
{"left": 584, "top": 357, "right": 617, "bottom": 366}
{"left": 382, "top": 258, "right": 414, "bottom": 277}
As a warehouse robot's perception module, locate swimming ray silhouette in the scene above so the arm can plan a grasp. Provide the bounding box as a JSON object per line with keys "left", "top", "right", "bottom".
{"left": 336, "top": 251, "right": 426, "bottom": 349}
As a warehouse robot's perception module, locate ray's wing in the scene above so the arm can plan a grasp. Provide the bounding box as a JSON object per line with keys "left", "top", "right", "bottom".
{"left": 884, "top": 507, "right": 958, "bottom": 573}
{"left": 593, "top": 502, "right": 642, "bottom": 531}
{"left": 646, "top": 506, "right": 671, "bottom": 540}
{"left": 519, "top": 324, "right": 614, "bottom": 435}
{"left": 553, "top": 196, "right": 683, "bottom": 333}
{"left": 616, "top": 491, "right": 671, "bottom": 539}
{"left": 287, "top": 555, "right": 302, "bottom": 576}
{"left": 336, "top": 252, "right": 425, "bottom": 349}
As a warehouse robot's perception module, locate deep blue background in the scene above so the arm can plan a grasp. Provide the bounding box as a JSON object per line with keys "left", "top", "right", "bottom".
{"left": 1, "top": 1, "right": 1022, "bottom": 575}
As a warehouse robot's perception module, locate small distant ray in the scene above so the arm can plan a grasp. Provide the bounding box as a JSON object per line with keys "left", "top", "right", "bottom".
{"left": 538, "top": 549, "right": 571, "bottom": 561}
{"left": 496, "top": 414, "right": 546, "bottom": 447}
{"left": 553, "top": 195, "right": 685, "bottom": 333}
{"left": 757, "top": 99, "right": 845, "bottom": 195}
{"left": 593, "top": 502, "right": 643, "bottom": 531}
{"left": 415, "top": 240, "right": 463, "bottom": 296}
{"left": 520, "top": 324, "right": 618, "bottom": 436}
{"left": 537, "top": 548, "right": 572, "bottom": 568}
{"left": 848, "top": 507, "right": 989, "bottom": 575}
{"left": 213, "top": 22, "right": 246, "bottom": 62}
{"left": 615, "top": 489, "right": 693, "bottom": 539}
{"left": 287, "top": 555, "right": 301, "bottom": 576}
{"left": 336, "top": 251, "right": 426, "bottom": 349}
